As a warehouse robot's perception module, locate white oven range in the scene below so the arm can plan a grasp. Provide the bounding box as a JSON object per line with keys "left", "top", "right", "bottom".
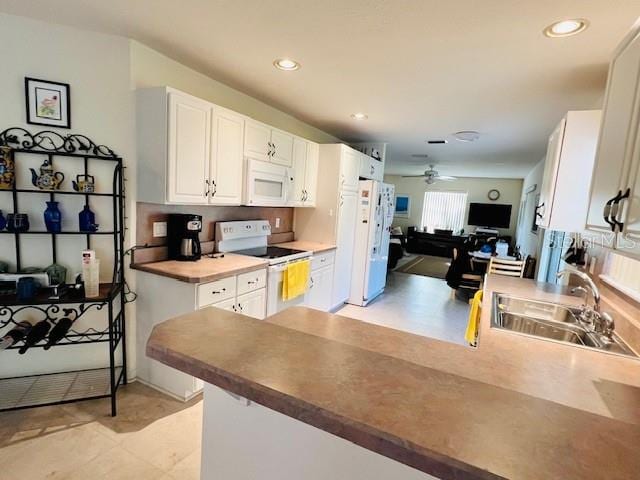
{"left": 215, "top": 220, "right": 312, "bottom": 316}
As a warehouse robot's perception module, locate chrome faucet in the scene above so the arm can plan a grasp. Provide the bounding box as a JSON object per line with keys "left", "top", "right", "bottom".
{"left": 557, "top": 269, "right": 600, "bottom": 312}
{"left": 556, "top": 269, "right": 614, "bottom": 338}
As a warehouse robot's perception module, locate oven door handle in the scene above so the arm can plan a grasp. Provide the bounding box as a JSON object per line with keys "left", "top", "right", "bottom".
{"left": 268, "top": 257, "right": 314, "bottom": 273}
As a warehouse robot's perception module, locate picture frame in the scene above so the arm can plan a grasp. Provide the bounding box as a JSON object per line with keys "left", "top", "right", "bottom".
{"left": 25, "top": 77, "right": 71, "bottom": 129}
{"left": 394, "top": 194, "right": 410, "bottom": 218}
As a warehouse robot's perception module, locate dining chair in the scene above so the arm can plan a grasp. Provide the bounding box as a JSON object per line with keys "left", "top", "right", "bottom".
{"left": 487, "top": 257, "right": 526, "bottom": 277}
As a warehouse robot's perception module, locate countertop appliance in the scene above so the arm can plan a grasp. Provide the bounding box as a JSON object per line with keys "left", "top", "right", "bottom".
{"left": 348, "top": 180, "right": 395, "bottom": 306}
{"left": 168, "top": 214, "right": 202, "bottom": 261}
{"left": 215, "top": 220, "right": 312, "bottom": 315}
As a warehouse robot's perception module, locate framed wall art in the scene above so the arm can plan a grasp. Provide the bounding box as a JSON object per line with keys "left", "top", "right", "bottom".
{"left": 25, "top": 77, "right": 71, "bottom": 129}
{"left": 394, "top": 194, "right": 410, "bottom": 218}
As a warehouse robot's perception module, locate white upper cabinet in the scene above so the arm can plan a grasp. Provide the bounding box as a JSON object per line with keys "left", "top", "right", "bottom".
{"left": 167, "top": 92, "right": 211, "bottom": 204}
{"left": 244, "top": 120, "right": 272, "bottom": 162}
{"left": 137, "top": 86, "right": 319, "bottom": 207}
{"left": 137, "top": 87, "right": 245, "bottom": 206}
{"left": 270, "top": 129, "right": 294, "bottom": 167}
{"left": 289, "top": 137, "right": 319, "bottom": 207}
{"left": 340, "top": 146, "right": 361, "bottom": 192}
{"left": 304, "top": 141, "right": 319, "bottom": 206}
{"left": 244, "top": 120, "right": 294, "bottom": 167}
{"left": 586, "top": 24, "right": 640, "bottom": 240}
{"left": 209, "top": 107, "right": 245, "bottom": 205}
{"left": 536, "top": 111, "right": 601, "bottom": 232}
{"left": 358, "top": 153, "right": 384, "bottom": 181}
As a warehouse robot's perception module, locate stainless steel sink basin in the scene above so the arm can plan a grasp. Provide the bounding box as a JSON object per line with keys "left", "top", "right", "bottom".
{"left": 491, "top": 293, "right": 638, "bottom": 358}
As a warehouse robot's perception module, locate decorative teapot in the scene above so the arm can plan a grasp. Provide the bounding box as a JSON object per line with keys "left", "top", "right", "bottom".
{"left": 72, "top": 174, "right": 95, "bottom": 193}
{"left": 30, "top": 158, "right": 64, "bottom": 190}
{"left": 0, "top": 146, "right": 15, "bottom": 190}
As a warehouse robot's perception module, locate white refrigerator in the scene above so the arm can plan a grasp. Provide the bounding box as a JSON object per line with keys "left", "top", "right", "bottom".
{"left": 348, "top": 180, "right": 395, "bottom": 306}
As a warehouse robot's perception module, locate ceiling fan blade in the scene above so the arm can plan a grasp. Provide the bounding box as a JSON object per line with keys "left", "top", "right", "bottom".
{"left": 402, "top": 175, "right": 427, "bottom": 178}
{"left": 438, "top": 176, "right": 457, "bottom": 181}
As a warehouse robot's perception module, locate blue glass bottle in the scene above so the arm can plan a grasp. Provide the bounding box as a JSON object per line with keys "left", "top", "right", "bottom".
{"left": 44, "top": 201, "right": 62, "bottom": 233}
{"left": 79, "top": 205, "right": 98, "bottom": 232}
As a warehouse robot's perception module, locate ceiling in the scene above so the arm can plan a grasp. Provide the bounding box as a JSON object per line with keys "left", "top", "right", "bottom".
{"left": 1, "top": 0, "right": 639, "bottom": 178}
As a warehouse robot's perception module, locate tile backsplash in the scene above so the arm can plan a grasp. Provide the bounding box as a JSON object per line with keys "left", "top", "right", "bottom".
{"left": 133, "top": 203, "right": 294, "bottom": 263}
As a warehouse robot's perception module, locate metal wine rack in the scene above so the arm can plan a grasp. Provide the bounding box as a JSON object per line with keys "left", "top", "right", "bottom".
{"left": 0, "top": 127, "right": 127, "bottom": 416}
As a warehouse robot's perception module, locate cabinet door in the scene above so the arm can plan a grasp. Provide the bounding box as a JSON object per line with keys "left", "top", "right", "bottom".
{"left": 536, "top": 118, "right": 565, "bottom": 228}
{"left": 210, "top": 297, "right": 237, "bottom": 313}
{"left": 271, "top": 129, "right": 294, "bottom": 167}
{"left": 370, "top": 158, "right": 384, "bottom": 182}
{"left": 586, "top": 28, "right": 640, "bottom": 233}
{"left": 167, "top": 92, "right": 211, "bottom": 204}
{"left": 237, "top": 288, "right": 266, "bottom": 319}
{"left": 304, "top": 141, "right": 319, "bottom": 206}
{"left": 210, "top": 107, "right": 244, "bottom": 205}
{"left": 331, "top": 191, "right": 358, "bottom": 307}
{"left": 340, "top": 147, "right": 361, "bottom": 192}
{"left": 244, "top": 120, "right": 271, "bottom": 162}
{"left": 289, "top": 137, "right": 307, "bottom": 206}
{"left": 306, "top": 265, "right": 334, "bottom": 311}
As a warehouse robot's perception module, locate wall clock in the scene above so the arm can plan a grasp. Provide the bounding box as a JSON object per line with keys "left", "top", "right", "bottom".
{"left": 488, "top": 189, "right": 500, "bottom": 201}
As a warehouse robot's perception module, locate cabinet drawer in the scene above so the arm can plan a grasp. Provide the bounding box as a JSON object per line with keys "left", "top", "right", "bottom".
{"left": 198, "top": 276, "right": 237, "bottom": 308}
{"left": 311, "top": 251, "right": 335, "bottom": 270}
{"left": 237, "top": 269, "right": 267, "bottom": 296}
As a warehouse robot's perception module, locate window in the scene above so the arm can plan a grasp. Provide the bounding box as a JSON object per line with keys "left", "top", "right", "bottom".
{"left": 421, "top": 191, "right": 468, "bottom": 233}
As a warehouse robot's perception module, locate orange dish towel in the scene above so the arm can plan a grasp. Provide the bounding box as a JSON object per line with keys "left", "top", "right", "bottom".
{"left": 282, "top": 260, "right": 311, "bottom": 301}
{"left": 464, "top": 290, "right": 483, "bottom": 346}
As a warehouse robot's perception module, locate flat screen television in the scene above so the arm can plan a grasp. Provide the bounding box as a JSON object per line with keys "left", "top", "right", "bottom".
{"left": 467, "top": 203, "right": 512, "bottom": 229}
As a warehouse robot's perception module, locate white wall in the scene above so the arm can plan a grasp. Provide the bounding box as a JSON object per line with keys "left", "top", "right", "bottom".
{"left": 384, "top": 175, "right": 523, "bottom": 238}
{"left": 515, "top": 159, "right": 545, "bottom": 258}
{"left": 0, "top": 13, "right": 135, "bottom": 377}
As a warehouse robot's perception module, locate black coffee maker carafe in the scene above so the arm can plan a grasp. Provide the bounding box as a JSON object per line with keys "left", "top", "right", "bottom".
{"left": 167, "top": 214, "right": 202, "bottom": 261}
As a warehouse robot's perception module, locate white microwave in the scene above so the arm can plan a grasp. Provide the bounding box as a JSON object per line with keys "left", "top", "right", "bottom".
{"left": 246, "top": 158, "right": 290, "bottom": 206}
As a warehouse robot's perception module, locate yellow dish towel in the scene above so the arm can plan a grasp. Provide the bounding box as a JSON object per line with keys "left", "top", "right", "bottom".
{"left": 282, "top": 260, "right": 310, "bottom": 301}
{"left": 464, "top": 290, "right": 483, "bottom": 346}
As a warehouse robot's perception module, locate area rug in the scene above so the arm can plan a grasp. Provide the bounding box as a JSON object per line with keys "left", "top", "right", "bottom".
{"left": 396, "top": 255, "right": 451, "bottom": 279}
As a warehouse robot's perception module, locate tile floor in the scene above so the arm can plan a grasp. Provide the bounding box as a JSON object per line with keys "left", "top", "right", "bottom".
{"left": 0, "top": 272, "right": 469, "bottom": 479}
{"left": 0, "top": 382, "right": 202, "bottom": 480}
{"left": 337, "top": 271, "right": 471, "bottom": 345}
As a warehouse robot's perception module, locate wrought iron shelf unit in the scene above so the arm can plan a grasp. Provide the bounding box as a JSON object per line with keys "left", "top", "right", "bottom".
{"left": 0, "top": 128, "right": 127, "bottom": 416}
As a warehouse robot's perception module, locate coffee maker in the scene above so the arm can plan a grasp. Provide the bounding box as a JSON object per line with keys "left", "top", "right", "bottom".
{"left": 167, "top": 214, "right": 202, "bottom": 261}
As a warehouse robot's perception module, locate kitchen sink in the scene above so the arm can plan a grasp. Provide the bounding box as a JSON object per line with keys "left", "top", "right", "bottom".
{"left": 492, "top": 294, "right": 638, "bottom": 358}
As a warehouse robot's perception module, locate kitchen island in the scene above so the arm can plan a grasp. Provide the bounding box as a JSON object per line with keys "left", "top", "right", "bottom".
{"left": 146, "top": 275, "right": 640, "bottom": 479}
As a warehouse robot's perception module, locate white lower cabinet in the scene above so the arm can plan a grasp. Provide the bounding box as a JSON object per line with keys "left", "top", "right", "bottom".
{"left": 237, "top": 289, "right": 267, "bottom": 319}
{"left": 136, "top": 268, "right": 267, "bottom": 401}
{"left": 306, "top": 264, "right": 334, "bottom": 312}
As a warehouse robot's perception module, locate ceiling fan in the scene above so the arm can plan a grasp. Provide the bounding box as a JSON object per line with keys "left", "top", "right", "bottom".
{"left": 402, "top": 165, "right": 457, "bottom": 184}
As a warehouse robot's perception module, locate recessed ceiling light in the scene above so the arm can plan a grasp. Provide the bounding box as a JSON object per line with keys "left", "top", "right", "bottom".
{"left": 543, "top": 19, "right": 589, "bottom": 38}
{"left": 453, "top": 131, "right": 481, "bottom": 142}
{"left": 350, "top": 113, "right": 368, "bottom": 120}
{"left": 273, "top": 58, "right": 300, "bottom": 71}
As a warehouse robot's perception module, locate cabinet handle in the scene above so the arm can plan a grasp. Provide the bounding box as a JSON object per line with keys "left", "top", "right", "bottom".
{"left": 247, "top": 279, "right": 258, "bottom": 285}
{"left": 212, "top": 288, "right": 226, "bottom": 294}
{"left": 612, "top": 188, "right": 631, "bottom": 232}
{"left": 309, "top": 277, "right": 315, "bottom": 289}
{"left": 205, "top": 179, "right": 210, "bottom": 196}
{"left": 534, "top": 203, "right": 544, "bottom": 219}
{"left": 212, "top": 179, "right": 217, "bottom": 197}
{"left": 237, "top": 303, "right": 243, "bottom": 312}
{"left": 603, "top": 191, "right": 621, "bottom": 232}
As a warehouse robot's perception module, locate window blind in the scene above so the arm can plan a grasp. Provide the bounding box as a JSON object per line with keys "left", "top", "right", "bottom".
{"left": 421, "top": 191, "right": 468, "bottom": 233}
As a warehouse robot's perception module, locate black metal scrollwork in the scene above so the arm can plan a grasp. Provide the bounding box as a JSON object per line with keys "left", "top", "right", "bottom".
{"left": 0, "top": 127, "right": 118, "bottom": 158}
{"left": 0, "top": 302, "right": 112, "bottom": 346}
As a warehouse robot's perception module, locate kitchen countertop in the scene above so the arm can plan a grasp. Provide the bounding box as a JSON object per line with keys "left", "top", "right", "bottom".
{"left": 131, "top": 253, "right": 268, "bottom": 283}
{"left": 274, "top": 240, "right": 336, "bottom": 253}
{"left": 146, "top": 275, "right": 640, "bottom": 479}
